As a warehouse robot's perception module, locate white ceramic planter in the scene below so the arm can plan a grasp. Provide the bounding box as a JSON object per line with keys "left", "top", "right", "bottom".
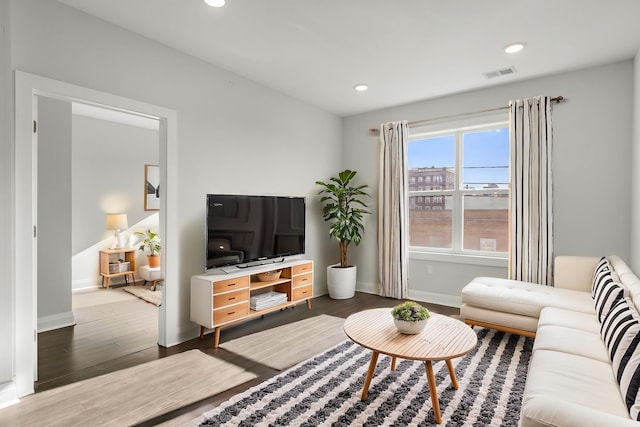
{"left": 393, "top": 317, "right": 428, "bottom": 334}
{"left": 326, "top": 264, "right": 357, "bottom": 299}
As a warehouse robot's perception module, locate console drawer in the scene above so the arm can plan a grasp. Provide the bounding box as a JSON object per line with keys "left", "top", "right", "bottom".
{"left": 214, "top": 289, "right": 249, "bottom": 308}
{"left": 213, "top": 304, "right": 248, "bottom": 325}
{"left": 292, "top": 262, "right": 312, "bottom": 276}
{"left": 292, "top": 284, "right": 312, "bottom": 301}
{"left": 213, "top": 276, "right": 249, "bottom": 293}
{"left": 292, "top": 273, "right": 312, "bottom": 288}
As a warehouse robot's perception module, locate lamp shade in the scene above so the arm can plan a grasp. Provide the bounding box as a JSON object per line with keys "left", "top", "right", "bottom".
{"left": 106, "top": 213, "right": 128, "bottom": 230}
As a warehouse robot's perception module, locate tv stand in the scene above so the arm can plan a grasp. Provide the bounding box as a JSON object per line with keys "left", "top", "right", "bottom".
{"left": 190, "top": 259, "right": 313, "bottom": 348}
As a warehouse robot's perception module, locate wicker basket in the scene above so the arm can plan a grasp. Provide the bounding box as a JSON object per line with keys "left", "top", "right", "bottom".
{"left": 256, "top": 270, "right": 282, "bottom": 282}
{"left": 108, "top": 261, "right": 130, "bottom": 274}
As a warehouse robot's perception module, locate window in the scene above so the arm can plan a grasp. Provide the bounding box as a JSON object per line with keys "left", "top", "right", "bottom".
{"left": 408, "top": 114, "right": 509, "bottom": 256}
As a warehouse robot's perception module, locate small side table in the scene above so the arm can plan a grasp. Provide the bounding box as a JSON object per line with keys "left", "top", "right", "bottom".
{"left": 139, "top": 265, "right": 163, "bottom": 291}
{"left": 99, "top": 248, "right": 137, "bottom": 289}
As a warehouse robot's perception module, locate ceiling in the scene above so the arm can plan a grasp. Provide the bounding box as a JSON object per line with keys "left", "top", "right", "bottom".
{"left": 58, "top": 0, "right": 640, "bottom": 117}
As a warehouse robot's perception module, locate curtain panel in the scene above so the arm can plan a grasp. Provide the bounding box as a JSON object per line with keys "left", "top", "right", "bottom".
{"left": 509, "top": 96, "right": 554, "bottom": 285}
{"left": 378, "top": 121, "right": 409, "bottom": 299}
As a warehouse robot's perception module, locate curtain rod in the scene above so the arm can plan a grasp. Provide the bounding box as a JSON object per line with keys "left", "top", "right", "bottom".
{"left": 369, "top": 96, "right": 564, "bottom": 133}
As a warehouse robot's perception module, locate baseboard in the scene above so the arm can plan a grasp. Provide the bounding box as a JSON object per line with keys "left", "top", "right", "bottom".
{"left": 408, "top": 289, "right": 461, "bottom": 308}
{"left": 72, "top": 278, "right": 100, "bottom": 291}
{"left": 37, "top": 311, "right": 76, "bottom": 333}
{"left": 356, "top": 281, "right": 378, "bottom": 294}
{"left": 0, "top": 381, "right": 19, "bottom": 410}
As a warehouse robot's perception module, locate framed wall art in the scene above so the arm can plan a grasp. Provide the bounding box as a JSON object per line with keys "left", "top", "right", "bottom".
{"left": 144, "top": 164, "right": 160, "bottom": 211}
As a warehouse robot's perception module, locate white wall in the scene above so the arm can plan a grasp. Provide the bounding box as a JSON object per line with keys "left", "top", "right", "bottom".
{"left": 631, "top": 49, "right": 640, "bottom": 272}
{"left": 36, "top": 97, "right": 74, "bottom": 332}
{"left": 72, "top": 114, "right": 159, "bottom": 255}
{"left": 8, "top": 0, "right": 338, "bottom": 374}
{"left": 344, "top": 60, "right": 634, "bottom": 305}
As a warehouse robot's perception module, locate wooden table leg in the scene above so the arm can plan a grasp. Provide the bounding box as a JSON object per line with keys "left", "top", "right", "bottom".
{"left": 425, "top": 361, "right": 442, "bottom": 424}
{"left": 361, "top": 350, "right": 380, "bottom": 400}
{"left": 446, "top": 359, "right": 459, "bottom": 389}
{"left": 390, "top": 356, "right": 397, "bottom": 371}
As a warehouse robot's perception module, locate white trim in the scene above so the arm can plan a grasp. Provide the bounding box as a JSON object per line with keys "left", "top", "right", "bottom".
{"left": 409, "top": 250, "right": 508, "bottom": 267}
{"left": 356, "top": 280, "right": 378, "bottom": 295}
{"left": 14, "top": 70, "right": 178, "bottom": 397}
{"left": 0, "top": 382, "right": 19, "bottom": 410}
{"left": 37, "top": 311, "right": 75, "bottom": 333}
{"left": 72, "top": 278, "right": 101, "bottom": 290}
{"left": 408, "top": 289, "right": 462, "bottom": 308}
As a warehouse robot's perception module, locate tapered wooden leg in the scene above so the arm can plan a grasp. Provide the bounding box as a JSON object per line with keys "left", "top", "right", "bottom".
{"left": 361, "top": 351, "right": 380, "bottom": 400}
{"left": 446, "top": 359, "right": 459, "bottom": 389}
{"left": 391, "top": 356, "right": 397, "bottom": 371}
{"left": 214, "top": 327, "right": 221, "bottom": 349}
{"left": 425, "top": 361, "right": 442, "bottom": 424}
{"left": 199, "top": 326, "right": 205, "bottom": 339}
{"left": 306, "top": 299, "right": 312, "bottom": 309}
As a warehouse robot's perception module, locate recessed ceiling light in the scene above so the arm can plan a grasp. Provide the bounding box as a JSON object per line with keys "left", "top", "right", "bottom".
{"left": 504, "top": 42, "right": 526, "bottom": 54}
{"left": 204, "top": 0, "right": 225, "bottom": 7}
{"left": 354, "top": 84, "right": 368, "bottom": 92}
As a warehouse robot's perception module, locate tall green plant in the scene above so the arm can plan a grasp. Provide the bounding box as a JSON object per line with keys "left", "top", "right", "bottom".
{"left": 316, "top": 169, "right": 370, "bottom": 268}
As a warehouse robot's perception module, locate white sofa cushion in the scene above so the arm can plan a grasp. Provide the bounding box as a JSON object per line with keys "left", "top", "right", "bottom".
{"left": 537, "top": 306, "right": 600, "bottom": 334}
{"left": 522, "top": 349, "right": 630, "bottom": 424}
{"left": 461, "top": 277, "right": 594, "bottom": 318}
{"left": 534, "top": 324, "right": 610, "bottom": 363}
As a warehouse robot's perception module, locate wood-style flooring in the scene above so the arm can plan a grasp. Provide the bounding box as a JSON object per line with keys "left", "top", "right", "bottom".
{"left": 35, "top": 287, "right": 458, "bottom": 426}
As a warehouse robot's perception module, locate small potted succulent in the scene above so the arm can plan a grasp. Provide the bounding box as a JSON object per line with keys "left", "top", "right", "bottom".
{"left": 391, "top": 301, "right": 431, "bottom": 334}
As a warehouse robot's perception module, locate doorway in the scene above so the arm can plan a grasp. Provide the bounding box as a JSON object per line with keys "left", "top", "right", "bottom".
{"left": 34, "top": 95, "right": 161, "bottom": 387}
{"left": 14, "top": 70, "right": 178, "bottom": 397}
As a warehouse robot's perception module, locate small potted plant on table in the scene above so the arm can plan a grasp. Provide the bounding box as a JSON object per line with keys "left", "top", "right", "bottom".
{"left": 391, "top": 301, "right": 431, "bottom": 334}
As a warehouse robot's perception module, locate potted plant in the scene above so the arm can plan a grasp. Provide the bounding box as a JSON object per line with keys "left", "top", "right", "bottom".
{"left": 316, "top": 169, "right": 370, "bottom": 299}
{"left": 134, "top": 228, "right": 161, "bottom": 267}
{"left": 391, "top": 301, "right": 431, "bottom": 334}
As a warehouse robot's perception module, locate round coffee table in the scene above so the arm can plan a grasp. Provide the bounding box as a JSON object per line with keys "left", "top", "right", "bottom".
{"left": 344, "top": 308, "right": 477, "bottom": 424}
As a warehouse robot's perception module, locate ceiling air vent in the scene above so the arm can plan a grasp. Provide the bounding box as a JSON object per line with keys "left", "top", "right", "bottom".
{"left": 483, "top": 66, "right": 517, "bottom": 79}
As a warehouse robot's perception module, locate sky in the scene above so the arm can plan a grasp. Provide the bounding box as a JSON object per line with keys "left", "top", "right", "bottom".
{"left": 408, "top": 127, "right": 509, "bottom": 189}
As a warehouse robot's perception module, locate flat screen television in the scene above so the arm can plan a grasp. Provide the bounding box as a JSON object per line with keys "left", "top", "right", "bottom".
{"left": 206, "top": 194, "right": 306, "bottom": 270}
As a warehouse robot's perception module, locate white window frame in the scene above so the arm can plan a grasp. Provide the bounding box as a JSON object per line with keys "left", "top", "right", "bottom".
{"left": 408, "top": 112, "right": 509, "bottom": 262}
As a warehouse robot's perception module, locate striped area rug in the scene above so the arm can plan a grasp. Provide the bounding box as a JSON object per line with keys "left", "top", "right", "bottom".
{"left": 198, "top": 328, "right": 533, "bottom": 426}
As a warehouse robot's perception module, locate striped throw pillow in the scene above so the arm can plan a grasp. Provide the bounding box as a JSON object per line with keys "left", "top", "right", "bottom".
{"left": 601, "top": 298, "right": 640, "bottom": 420}
{"left": 594, "top": 279, "right": 626, "bottom": 322}
{"left": 592, "top": 256, "right": 611, "bottom": 298}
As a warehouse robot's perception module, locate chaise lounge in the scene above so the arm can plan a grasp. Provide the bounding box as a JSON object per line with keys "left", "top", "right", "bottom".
{"left": 461, "top": 255, "right": 640, "bottom": 426}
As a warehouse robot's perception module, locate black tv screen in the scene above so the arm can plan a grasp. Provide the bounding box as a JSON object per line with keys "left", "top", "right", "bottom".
{"left": 206, "top": 194, "right": 306, "bottom": 270}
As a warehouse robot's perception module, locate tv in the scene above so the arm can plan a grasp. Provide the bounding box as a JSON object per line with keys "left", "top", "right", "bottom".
{"left": 206, "top": 194, "right": 306, "bottom": 271}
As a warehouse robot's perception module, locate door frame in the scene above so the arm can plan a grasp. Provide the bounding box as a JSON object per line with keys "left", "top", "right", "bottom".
{"left": 14, "top": 70, "right": 178, "bottom": 397}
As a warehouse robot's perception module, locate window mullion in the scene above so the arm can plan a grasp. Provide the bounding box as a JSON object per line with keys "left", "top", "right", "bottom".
{"left": 452, "top": 131, "right": 462, "bottom": 252}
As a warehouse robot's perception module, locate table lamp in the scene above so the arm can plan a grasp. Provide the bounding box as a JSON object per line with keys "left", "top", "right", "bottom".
{"left": 106, "top": 213, "right": 128, "bottom": 249}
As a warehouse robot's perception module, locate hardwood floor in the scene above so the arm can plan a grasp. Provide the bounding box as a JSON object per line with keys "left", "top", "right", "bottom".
{"left": 36, "top": 289, "right": 459, "bottom": 426}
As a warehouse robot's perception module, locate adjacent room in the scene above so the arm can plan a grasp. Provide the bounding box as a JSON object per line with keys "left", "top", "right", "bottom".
{"left": 2, "top": 0, "right": 640, "bottom": 425}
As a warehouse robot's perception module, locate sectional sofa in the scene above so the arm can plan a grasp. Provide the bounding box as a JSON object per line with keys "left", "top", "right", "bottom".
{"left": 461, "top": 255, "right": 640, "bottom": 426}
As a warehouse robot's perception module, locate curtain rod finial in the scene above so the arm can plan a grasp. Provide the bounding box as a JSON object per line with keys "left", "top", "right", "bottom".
{"left": 369, "top": 128, "right": 380, "bottom": 134}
